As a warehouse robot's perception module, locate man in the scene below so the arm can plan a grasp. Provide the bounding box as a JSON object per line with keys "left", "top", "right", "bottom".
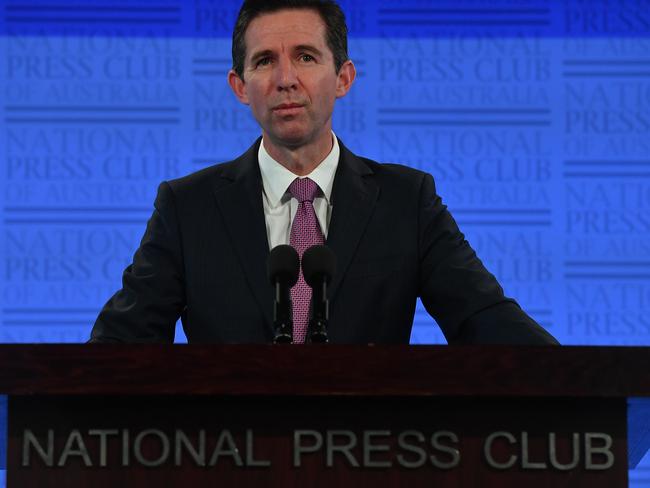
{"left": 90, "top": 0, "right": 558, "bottom": 345}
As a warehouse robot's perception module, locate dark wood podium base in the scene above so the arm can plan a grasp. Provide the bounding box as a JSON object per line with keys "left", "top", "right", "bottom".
{"left": 0, "top": 344, "right": 646, "bottom": 487}
{"left": 8, "top": 395, "right": 627, "bottom": 488}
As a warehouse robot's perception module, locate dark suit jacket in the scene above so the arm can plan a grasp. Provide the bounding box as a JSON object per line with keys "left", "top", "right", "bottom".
{"left": 91, "top": 138, "right": 558, "bottom": 345}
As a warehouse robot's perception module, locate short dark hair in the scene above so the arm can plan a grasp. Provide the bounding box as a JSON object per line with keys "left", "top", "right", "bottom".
{"left": 231, "top": 0, "right": 349, "bottom": 80}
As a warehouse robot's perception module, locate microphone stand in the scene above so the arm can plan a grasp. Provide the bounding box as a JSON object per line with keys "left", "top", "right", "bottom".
{"left": 273, "top": 280, "right": 293, "bottom": 344}
{"left": 308, "top": 278, "right": 329, "bottom": 343}
{"left": 267, "top": 245, "right": 299, "bottom": 344}
{"left": 302, "top": 245, "right": 335, "bottom": 344}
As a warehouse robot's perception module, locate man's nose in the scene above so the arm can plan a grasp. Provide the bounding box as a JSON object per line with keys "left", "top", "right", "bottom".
{"left": 274, "top": 57, "right": 298, "bottom": 90}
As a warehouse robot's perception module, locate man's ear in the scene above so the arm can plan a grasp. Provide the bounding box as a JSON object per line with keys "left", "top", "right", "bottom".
{"left": 335, "top": 60, "right": 356, "bottom": 99}
{"left": 228, "top": 69, "right": 249, "bottom": 105}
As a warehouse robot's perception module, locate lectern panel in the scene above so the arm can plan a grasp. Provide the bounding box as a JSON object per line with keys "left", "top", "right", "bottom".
{"left": 7, "top": 395, "right": 626, "bottom": 488}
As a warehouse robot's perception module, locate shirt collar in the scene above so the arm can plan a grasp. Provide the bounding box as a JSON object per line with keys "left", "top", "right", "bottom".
{"left": 258, "top": 132, "right": 340, "bottom": 208}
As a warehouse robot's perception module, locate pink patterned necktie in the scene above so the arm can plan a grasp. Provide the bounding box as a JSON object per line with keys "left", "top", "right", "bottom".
{"left": 288, "top": 177, "right": 324, "bottom": 343}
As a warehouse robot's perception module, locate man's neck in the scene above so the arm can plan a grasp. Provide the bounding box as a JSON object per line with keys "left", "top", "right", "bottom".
{"left": 262, "top": 131, "right": 333, "bottom": 176}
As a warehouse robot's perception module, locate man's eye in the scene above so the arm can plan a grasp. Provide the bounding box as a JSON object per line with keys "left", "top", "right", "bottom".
{"left": 256, "top": 57, "right": 271, "bottom": 67}
{"left": 300, "top": 54, "right": 315, "bottom": 62}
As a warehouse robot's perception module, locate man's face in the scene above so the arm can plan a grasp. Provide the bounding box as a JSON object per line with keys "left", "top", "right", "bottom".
{"left": 228, "top": 9, "right": 354, "bottom": 150}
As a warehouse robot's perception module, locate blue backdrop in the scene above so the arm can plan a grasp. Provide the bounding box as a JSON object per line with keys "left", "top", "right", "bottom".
{"left": 1, "top": 0, "right": 649, "bottom": 483}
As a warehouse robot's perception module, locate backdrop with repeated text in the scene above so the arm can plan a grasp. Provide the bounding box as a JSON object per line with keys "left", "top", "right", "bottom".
{"left": 1, "top": 0, "right": 650, "bottom": 484}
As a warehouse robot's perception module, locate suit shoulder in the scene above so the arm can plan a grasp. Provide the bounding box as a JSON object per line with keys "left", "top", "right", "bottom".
{"left": 357, "top": 156, "right": 430, "bottom": 186}
{"left": 163, "top": 138, "right": 259, "bottom": 199}
{"left": 144, "top": 160, "right": 240, "bottom": 216}
{"left": 165, "top": 160, "right": 235, "bottom": 194}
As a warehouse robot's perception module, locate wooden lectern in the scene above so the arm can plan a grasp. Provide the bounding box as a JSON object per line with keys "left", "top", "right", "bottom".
{"left": 0, "top": 345, "right": 647, "bottom": 487}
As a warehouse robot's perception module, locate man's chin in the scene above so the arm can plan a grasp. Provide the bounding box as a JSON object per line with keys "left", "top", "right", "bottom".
{"left": 266, "top": 129, "right": 313, "bottom": 149}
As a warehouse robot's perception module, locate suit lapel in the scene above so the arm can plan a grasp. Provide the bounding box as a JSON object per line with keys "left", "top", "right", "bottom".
{"left": 212, "top": 140, "right": 274, "bottom": 336}
{"left": 326, "top": 141, "right": 379, "bottom": 303}
{"left": 211, "top": 138, "right": 378, "bottom": 336}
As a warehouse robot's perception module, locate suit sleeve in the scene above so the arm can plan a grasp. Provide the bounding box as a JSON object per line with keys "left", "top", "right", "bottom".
{"left": 89, "top": 182, "right": 185, "bottom": 343}
{"left": 417, "top": 173, "right": 559, "bottom": 345}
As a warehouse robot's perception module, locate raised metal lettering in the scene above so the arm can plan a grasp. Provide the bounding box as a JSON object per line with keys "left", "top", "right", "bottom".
{"left": 88, "top": 429, "right": 118, "bottom": 467}
{"left": 326, "top": 430, "right": 359, "bottom": 467}
{"left": 208, "top": 430, "right": 242, "bottom": 466}
{"left": 122, "top": 429, "right": 130, "bottom": 467}
{"left": 431, "top": 431, "right": 460, "bottom": 469}
{"left": 363, "top": 430, "right": 391, "bottom": 468}
{"left": 396, "top": 430, "right": 427, "bottom": 469}
{"left": 245, "top": 429, "right": 271, "bottom": 467}
{"left": 521, "top": 431, "right": 547, "bottom": 469}
{"left": 585, "top": 432, "right": 614, "bottom": 470}
{"left": 549, "top": 432, "right": 580, "bottom": 470}
{"left": 484, "top": 431, "right": 517, "bottom": 469}
{"left": 293, "top": 430, "right": 323, "bottom": 467}
{"left": 22, "top": 429, "right": 53, "bottom": 467}
{"left": 58, "top": 429, "right": 92, "bottom": 467}
{"left": 175, "top": 429, "right": 205, "bottom": 466}
{"left": 133, "top": 429, "right": 170, "bottom": 467}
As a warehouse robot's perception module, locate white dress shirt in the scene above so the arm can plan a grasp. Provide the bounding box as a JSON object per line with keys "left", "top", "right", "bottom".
{"left": 258, "top": 133, "right": 339, "bottom": 250}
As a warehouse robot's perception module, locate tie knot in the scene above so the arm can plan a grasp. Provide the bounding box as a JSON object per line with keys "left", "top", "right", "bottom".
{"left": 288, "top": 177, "right": 319, "bottom": 203}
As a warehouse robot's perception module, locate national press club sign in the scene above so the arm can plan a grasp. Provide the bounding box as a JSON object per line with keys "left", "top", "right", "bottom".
{"left": 21, "top": 427, "right": 615, "bottom": 472}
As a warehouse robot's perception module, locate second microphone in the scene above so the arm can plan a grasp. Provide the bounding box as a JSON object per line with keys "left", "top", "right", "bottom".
{"left": 267, "top": 244, "right": 336, "bottom": 344}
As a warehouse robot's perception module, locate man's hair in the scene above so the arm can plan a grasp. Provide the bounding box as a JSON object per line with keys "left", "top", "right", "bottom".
{"left": 231, "top": 0, "right": 349, "bottom": 80}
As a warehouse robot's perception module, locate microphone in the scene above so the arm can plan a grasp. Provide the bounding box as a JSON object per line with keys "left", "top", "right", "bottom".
{"left": 267, "top": 245, "right": 300, "bottom": 344}
{"left": 302, "top": 245, "right": 336, "bottom": 343}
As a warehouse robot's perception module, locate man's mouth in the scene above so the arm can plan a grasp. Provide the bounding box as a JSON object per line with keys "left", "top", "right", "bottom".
{"left": 273, "top": 103, "right": 305, "bottom": 115}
